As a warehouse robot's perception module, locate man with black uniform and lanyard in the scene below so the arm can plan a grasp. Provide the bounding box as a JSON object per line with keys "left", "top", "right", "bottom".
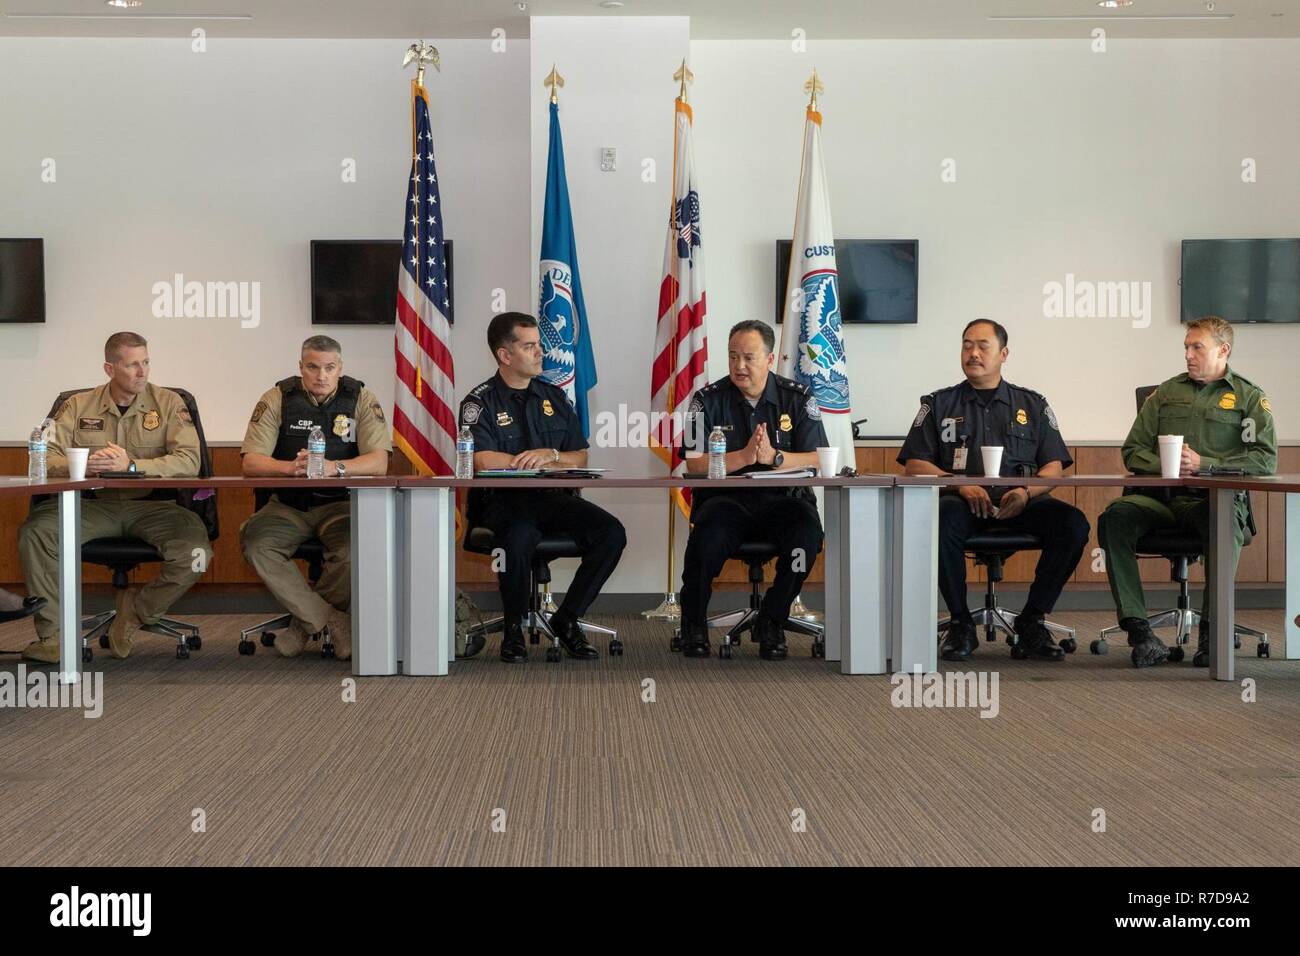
{"left": 677, "top": 319, "right": 828, "bottom": 662}
{"left": 900, "top": 318, "right": 1090, "bottom": 663}
{"left": 458, "top": 312, "right": 627, "bottom": 664}
{"left": 240, "top": 335, "right": 392, "bottom": 661}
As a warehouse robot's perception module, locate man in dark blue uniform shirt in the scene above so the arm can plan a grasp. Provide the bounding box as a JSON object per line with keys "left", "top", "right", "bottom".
{"left": 458, "top": 312, "right": 627, "bottom": 663}
{"left": 677, "top": 320, "right": 828, "bottom": 661}
{"left": 899, "top": 319, "right": 1089, "bottom": 663}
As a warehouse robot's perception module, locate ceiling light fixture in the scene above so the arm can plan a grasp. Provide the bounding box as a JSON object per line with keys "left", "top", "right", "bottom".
{"left": 105, "top": 0, "right": 143, "bottom": 8}
{"left": 1097, "top": 1, "right": 1134, "bottom": 8}
{"left": 3, "top": 11, "right": 252, "bottom": 19}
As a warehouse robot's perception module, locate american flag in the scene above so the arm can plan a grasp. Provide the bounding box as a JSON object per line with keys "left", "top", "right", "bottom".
{"left": 650, "top": 95, "right": 708, "bottom": 514}
{"left": 393, "top": 80, "right": 455, "bottom": 476}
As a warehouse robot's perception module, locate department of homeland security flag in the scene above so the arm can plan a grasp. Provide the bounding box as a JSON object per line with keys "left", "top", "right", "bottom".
{"left": 778, "top": 100, "right": 853, "bottom": 473}
{"left": 393, "top": 78, "right": 455, "bottom": 475}
{"left": 538, "top": 100, "right": 597, "bottom": 437}
{"left": 650, "top": 93, "right": 708, "bottom": 515}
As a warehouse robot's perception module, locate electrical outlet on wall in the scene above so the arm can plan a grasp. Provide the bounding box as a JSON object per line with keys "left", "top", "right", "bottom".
{"left": 600, "top": 147, "right": 617, "bottom": 172}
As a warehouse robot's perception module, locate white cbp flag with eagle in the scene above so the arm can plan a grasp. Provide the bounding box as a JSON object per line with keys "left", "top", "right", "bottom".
{"left": 778, "top": 100, "right": 853, "bottom": 474}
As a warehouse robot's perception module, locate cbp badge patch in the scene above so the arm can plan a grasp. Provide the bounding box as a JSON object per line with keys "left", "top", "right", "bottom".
{"left": 333, "top": 414, "right": 350, "bottom": 438}
{"left": 1261, "top": 397, "right": 1272, "bottom": 413}
{"left": 142, "top": 410, "right": 160, "bottom": 431}
{"left": 780, "top": 413, "right": 794, "bottom": 432}
{"left": 542, "top": 399, "right": 555, "bottom": 417}
{"left": 1219, "top": 392, "right": 1237, "bottom": 410}
{"left": 462, "top": 403, "right": 482, "bottom": 425}
{"left": 1015, "top": 408, "right": 1028, "bottom": 426}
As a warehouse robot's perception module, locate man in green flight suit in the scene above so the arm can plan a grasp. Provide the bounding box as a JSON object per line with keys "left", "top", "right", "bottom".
{"left": 1098, "top": 316, "right": 1276, "bottom": 669}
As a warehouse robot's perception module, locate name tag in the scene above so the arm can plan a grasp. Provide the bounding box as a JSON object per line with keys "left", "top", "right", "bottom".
{"left": 952, "top": 447, "right": 968, "bottom": 472}
{"left": 78, "top": 417, "right": 105, "bottom": 431}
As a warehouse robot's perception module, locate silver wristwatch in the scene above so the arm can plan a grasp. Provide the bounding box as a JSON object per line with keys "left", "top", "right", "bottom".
{"left": 335, "top": 461, "right": 347, "bottom": 478}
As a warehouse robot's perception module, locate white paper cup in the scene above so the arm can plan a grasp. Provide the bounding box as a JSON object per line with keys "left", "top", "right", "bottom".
{"left": 980, "top": 445, "right": 1004, "bottom": 477}
{"left": 816, "top": 446, "right": 839, "bottom": 477}
{"left": 1158, "top": 434, "right": 1184, "bottom": 479}
{"left": 66, "top": 448, "right": 89, "bottom": 481}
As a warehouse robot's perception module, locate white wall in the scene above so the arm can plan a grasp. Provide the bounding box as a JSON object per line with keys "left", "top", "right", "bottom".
{"left": 0, "top": 37, "right": 531, "bottom": 440}
{"left": 690, "top": 39, "right": 1300, "bottom": 441}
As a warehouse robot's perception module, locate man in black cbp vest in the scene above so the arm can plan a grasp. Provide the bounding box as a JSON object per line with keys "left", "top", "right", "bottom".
{"left": 240, "top": 335, "right": 392, "bottom": 660}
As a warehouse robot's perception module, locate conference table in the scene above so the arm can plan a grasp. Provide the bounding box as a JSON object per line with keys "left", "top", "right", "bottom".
{"left": 5, "top": 472, "right": 1297, "bottom": 683}
{"left": 892, "top": 473, "right": 1300, "bottom": 681}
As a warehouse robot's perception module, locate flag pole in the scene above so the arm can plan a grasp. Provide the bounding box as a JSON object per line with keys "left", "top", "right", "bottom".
{"left": 643, "top": 59, "right": 694, "bottom": 623}
{"left": 789, "top": 66, "right": 826, "bottom": 626}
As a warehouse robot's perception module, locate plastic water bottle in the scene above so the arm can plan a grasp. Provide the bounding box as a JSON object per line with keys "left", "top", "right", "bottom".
{"left": 707, "top": 426, "right": 727, "bottom": 480}
{"left": 27, "top": 420, "right": 51, "bottom": 482}
{"left": 455, "top": 426, "right": 474, "bottom": 479}
{"left": 307, "top": 426, "right": 326, "bottom": 479}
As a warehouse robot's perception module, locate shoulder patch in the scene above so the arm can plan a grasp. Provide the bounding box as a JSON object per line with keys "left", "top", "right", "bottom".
{"left": 250, "top": 400, "right": 268, "bottom": 424}
{"left": 688, "top": 396, "right": 704, "bottom": 416}
{"left": 1261, "top": 396, "right": 1272, "bottom": 413}
{"left": 912, "top": 403, "right": 931, "bottom": 429}
{"left": 178, "top": 407, "right": 194, "bottom": 426}
{"left": 804, "top": 395, "right": 822, "bottom": 421}
{"left": 461, "top": 403, "right": 482, "bottom": 425}
{"left": 370, "top": 401, "right": 386, "bottom": 423}
{"left": 1045, "top": 405, "right": 1059, "bottom": 431}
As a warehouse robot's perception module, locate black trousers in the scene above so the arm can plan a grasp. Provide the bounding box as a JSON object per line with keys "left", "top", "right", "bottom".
{"left": 478, "top": 491, "right": 627, "bottom": 623}
{"left": 938, "top": 492, "right": 1090, "bottom": 620}
{"left": 680, "top": 492, "right": 824, "bottom": 627}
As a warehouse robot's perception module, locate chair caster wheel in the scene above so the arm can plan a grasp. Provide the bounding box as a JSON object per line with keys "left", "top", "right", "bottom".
{"left": 529, "top": 632, "right": 541, "bottom": 645}
{"left": 1234, "top": 635, "right": 1241, "bottom": 650}
{"left": 238, "top": 640, "right": 255, "bottom": 656}
{"left": 82, "top": 647, "right": 93, "bottom": 665}
{"left": 1258, "top": 643, "right": 1270, "bottom": 658}
{"left": 261, "top": 631, "right": 276, "bottom": 647}
{"left": 719, "top": 644, "right": 732, "bottom": 660}
{"left": 186, "top": 635, "right": 201, "bottom": 650}
{"left": 99, "top": 634, "right": 109, "bottom": 649}
{"left": 176, "top": 645, "right": 189, "bottom": 660}
{"left": 811, "top": 641, "right": 825, "bottom": 659}
{"left": 1167, "top": 646, "right": 1185, "bottom": 663}
{"left": 1089, "top": 639, "right": 1108, "bottom": 655}
{"left": 321, "top": 645, "right": 335, "bottom": 660}
{"left": 545, "top": 647, "right": 561, "bottom": 663}
{"left": 1059, "top": 637, "right": 1077, "bottom": 654}
{"left": 670, "top": 629, "right": 682, "bottom": 653}
{"left": 608, "top": 639, "right": 624, "bottom": 656}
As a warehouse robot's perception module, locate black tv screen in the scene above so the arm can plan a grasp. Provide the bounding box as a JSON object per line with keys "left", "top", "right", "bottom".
{"left": 0, "top": 238, "right": 46, "bottom": 324}
{"left": 1181, "top": 238, "right": 1300, "bottom": 324}
{"left": 311, "top": 239, "right": 454, "bottom": 325}
{"left": 776, "top": 239, "right": 917, "bottom": 325}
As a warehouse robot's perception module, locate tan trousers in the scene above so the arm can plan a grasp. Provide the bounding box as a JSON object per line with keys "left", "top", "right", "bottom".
{"left": 240, "top": 498, "right": 351, "bottom": 635}
{"left": 19, "top": 498, "right": 212, "bottom": 641}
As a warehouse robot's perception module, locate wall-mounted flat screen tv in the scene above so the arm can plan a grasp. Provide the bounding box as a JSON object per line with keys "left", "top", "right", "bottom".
{"left": 776, "top": 239, "right": 918, "bottom": 325}
{"left": 311, "top": 239, "right": 454, "bottom": 325}
{"left": 1181, "top": 238, "right": 1300, "bottom": 324}
{"left": 0, "top": 238, "right": 46, "bottom": 324}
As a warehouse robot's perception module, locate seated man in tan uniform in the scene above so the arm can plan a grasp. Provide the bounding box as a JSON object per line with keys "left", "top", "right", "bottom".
{"left": 18, "top": 331, "right": 211, "bottom": 662}
{"left": 239, "top": 335, "right": 391, "bottom": 661}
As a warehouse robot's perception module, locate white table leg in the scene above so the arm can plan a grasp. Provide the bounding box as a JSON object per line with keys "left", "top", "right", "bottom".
{"left": 825, "top": 486, "right": 890, "bottom": 674}
{"left": 350, "top": 487, "right": 398, "bottom": 676}
{"left": 401, "top": 486, "right": 453, "bottom": 676}
{"left": 57, "top": 489, "right": 81, "bottom": 685}
{"left": 1208, "top": 487, "right": 1235, "bottom": 682}
{"left": 1286, "top": 493, "right": 1299, "bottom": 660}
{"left": 892, "top": 485, "right": 938, "bottom": 674}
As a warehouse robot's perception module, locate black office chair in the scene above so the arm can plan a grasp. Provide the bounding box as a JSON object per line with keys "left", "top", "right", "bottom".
{"left": 1091, "top": 385, "right": 1268, "bottom": 659}
{"left": 936, "top": 527, "right": 1078, "bottom": 653}
{"left": 38, "top": 387, "right": 219, "bottom": 663}
{"left": 669, "top": 539, "right": 827, "bottom": 660}
{"left": 236, "top": 538, "right": 330, "bottom": 657}
{"left": 462, "top": 526, "right": 622, "bottom": 662}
